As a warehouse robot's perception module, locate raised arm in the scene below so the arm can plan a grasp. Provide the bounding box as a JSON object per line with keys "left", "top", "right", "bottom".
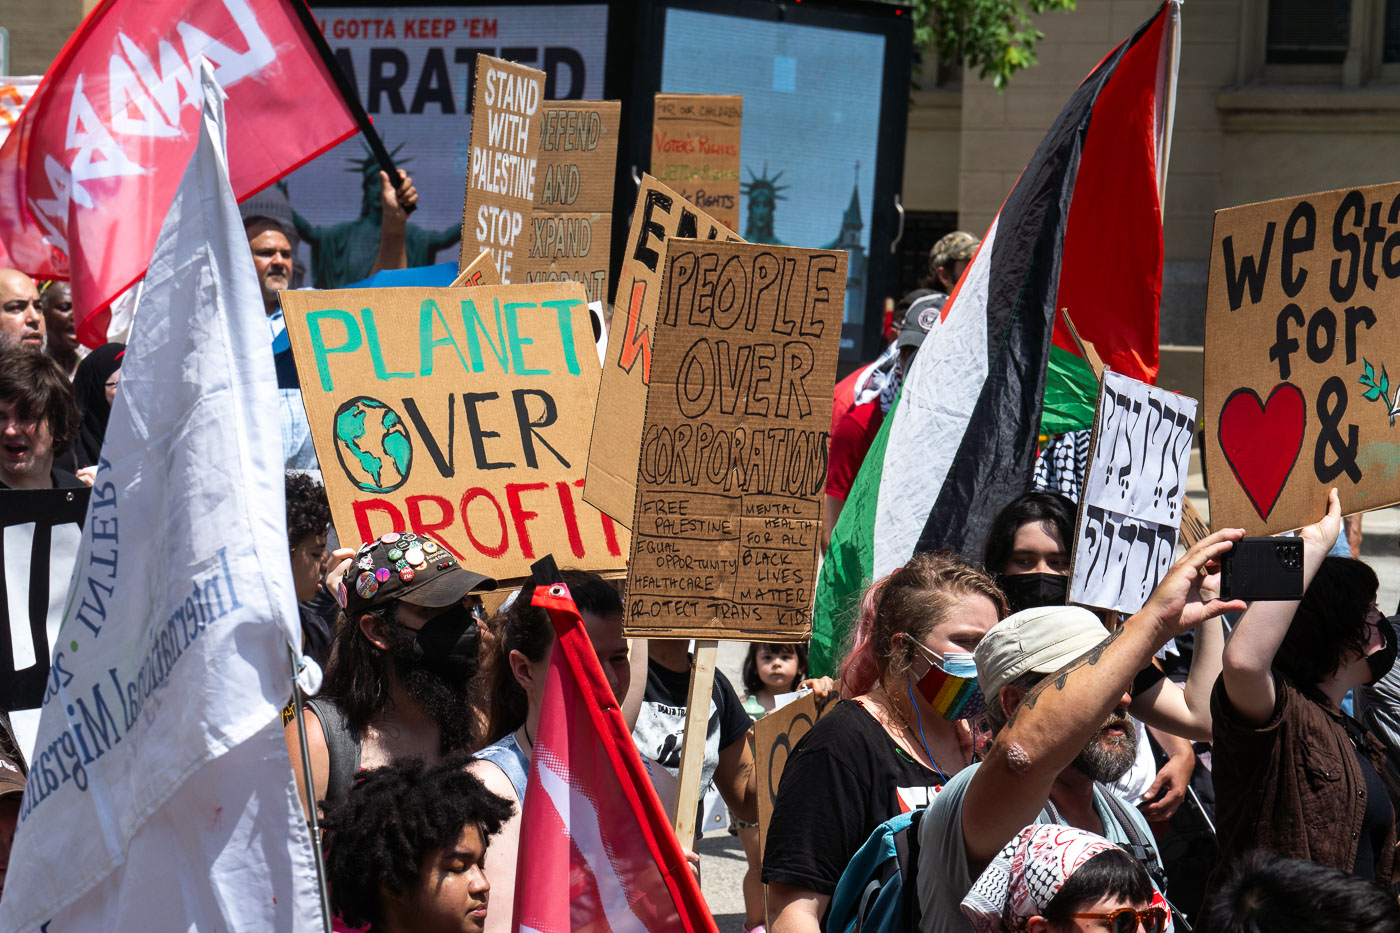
{"left": 1130, "top": 609, "right": 1228, "bottom": 742}
{"left": 1221, "top": 489, "right": 1341, "bottom": 725}
{"left": 961, "top": 529, "right": 1246, "bottom": 867}
{"left": 369, "top": 170, "right": 417, "bottom": 276}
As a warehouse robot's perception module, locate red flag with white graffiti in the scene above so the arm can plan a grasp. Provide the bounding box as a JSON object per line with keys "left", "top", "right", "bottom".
{"left": 0, "top": 0, "right": 357, "bottom": 346}
{"left": 515, "top": 572, "right": 717, "bottom": 933}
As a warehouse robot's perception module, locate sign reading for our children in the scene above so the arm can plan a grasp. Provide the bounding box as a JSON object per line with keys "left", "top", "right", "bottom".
{"left": 1205, "top": 180, "right": 1400, "bottom": 534}
{"left": 281, "top": 283, "right": 627, "bottom": 582}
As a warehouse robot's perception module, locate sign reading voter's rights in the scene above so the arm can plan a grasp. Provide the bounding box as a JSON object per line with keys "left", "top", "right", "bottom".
{"left": 624, "top": 240, "right": 845, "bottom": 641}
{"left": 281, "top": 284, "right": 627, "bottom": 582}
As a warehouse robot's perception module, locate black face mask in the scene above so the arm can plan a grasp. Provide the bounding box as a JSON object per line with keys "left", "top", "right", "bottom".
{"left": 1368, "top": 619, "right": 1398, "bottom": 685}
{"left": 996, "top": 572, "right": 1069, "bottom": 614}
{"left": 404, "top": 603, "right": 481, "bottom": 682}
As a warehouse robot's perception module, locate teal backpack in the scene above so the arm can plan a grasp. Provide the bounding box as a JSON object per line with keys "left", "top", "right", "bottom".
{"left": 825, "top": 809, "right": 923, "bottom": 933}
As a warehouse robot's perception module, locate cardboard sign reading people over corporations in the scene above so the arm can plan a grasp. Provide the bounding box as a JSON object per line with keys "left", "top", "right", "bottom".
{"left": 521, "top": 101, "right": 620, "bottom": 304}
{"left": 1069, "top": 371, "right": 1198, "bottom": 614}
{"left": 624, "top": 240, "right": 846, "bottom": 640}
{"left": 460, "top": 56, "right": 544, "bottom": 283}
{"left": 1205, "top": 181, "right": 1400, "bottom": 533}
{"left": 755, "top": 691, "right": 832, "bottom": 862}
{"left": 650, "top": 94, "right": 742, "bottom": 232}
{"left": 584, "top": 175, "right": 745, "bottom": 525}
{"left": 281, "top": 284, "right": 627, "bottom": 583}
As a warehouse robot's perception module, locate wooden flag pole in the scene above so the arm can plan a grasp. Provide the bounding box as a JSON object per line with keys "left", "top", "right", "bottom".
{"left": 671, "top": 640, "right": 719, "bottom": 843}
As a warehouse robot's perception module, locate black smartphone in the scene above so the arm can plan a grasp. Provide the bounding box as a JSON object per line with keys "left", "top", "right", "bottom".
{"left": 1220, "top": 537, "right": 1304, "bottom": 601}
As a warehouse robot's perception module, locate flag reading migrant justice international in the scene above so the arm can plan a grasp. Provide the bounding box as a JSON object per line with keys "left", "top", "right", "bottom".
{"left": 810, "top": 1, "right": 1180, "bottom": 676}
{"left": 515, "top": 566, "right": 717, "bottom": 933}
{"left": 0, "top": 64, "right": 322, "bottom": 932}
{"left": 0, "top": 0, "right": 358, "bottom": 346}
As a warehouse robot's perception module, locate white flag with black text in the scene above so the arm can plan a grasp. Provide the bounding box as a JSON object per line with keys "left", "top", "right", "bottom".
{"left": 0, "top": 62, "right": 323, "bottom": 932}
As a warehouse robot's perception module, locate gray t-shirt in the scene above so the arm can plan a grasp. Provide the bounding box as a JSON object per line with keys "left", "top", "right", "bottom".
{"left": 914, "top": 762, "right": 1172, "bottom": 933}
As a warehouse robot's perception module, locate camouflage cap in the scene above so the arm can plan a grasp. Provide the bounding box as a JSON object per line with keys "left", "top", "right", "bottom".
{"left": 929, "top": 231, "right": 980, "bottom": 272}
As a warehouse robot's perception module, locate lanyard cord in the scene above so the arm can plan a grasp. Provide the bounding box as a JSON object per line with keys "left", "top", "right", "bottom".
{"left": 908, "top": 678, "right": 949, "bottom": 784}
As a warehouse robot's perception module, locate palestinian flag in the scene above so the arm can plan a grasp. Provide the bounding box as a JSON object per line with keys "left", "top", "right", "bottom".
{"left": 811, "top": 1, "right": 1179, "bottom": 677}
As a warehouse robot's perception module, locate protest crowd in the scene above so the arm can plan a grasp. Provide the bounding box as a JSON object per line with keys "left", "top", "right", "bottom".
{"left": 7, "top": 2, "right": 1400, "bottom": 933}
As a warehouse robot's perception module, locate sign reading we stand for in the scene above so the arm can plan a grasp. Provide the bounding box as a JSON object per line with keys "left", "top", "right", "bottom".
{"left": 1205, "top": 181, "right": 1400, "bottom": 534}
{"left": 281, "top": 283, "right": 627, "bottom": 582}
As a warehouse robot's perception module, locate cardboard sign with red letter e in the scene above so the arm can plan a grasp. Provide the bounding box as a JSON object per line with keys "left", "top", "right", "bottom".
{"left": 583, "top": 175, "right": 744, "bottom": 526}
{"left": 1205, "top": 181, "right": 1400, "bottom": 534}
{"left": 281, "top": 284, "right": 628, "bottom": 583}
{"left": 623, "top": 240, "right": 845, "bottom": 641}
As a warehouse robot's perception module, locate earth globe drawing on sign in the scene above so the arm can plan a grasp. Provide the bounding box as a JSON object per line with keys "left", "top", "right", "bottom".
{"left": 332, "top": 397, "right": 413, "bottom": 493}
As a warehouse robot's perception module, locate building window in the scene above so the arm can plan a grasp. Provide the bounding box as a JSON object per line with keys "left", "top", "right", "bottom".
{"left": 1266, "top": 0, "right": 1350, "bottom": 64}
{"left": 1246, "top": 0, "right": 1400, "bottom": 85}
{"left": 1384, "top": 0, "right": 1400, "bottom": 61}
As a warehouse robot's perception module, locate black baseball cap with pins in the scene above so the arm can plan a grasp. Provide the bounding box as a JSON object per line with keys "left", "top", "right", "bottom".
{"left": 337, "top": 531, "right": 496, "bottom": 618}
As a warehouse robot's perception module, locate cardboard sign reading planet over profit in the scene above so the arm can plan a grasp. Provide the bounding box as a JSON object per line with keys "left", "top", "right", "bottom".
{"left": 281, "top": 283, "right": 628, "bottom": 582}
{"left": 1205, "top": 180, "right": 1400, "bottom": 534}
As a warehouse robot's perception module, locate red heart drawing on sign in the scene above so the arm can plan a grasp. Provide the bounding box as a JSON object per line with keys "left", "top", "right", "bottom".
{"left": 1217, "top": 383, "right": 1307, "bottom": 521}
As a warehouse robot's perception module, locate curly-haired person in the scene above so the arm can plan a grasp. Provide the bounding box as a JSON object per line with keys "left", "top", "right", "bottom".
{"left": 322, "top": 753, "right": 514, "bottom": 933}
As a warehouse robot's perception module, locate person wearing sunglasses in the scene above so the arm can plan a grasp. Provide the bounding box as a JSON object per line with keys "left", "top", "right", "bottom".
{"left": 961, "top": 824, "right": 1167, "bottom": 933}
{"left": 764, "top": 552, "right": 1008, "bottom": 933}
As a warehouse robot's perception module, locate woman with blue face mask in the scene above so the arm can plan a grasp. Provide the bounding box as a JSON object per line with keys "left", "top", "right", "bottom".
{"left": 763, "top": 553, "right": 1007, "bottom": 933}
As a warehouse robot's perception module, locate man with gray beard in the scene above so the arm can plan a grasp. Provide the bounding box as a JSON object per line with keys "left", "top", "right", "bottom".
{"left": 913, "top": 529, "right": 1247, "bottom": 932}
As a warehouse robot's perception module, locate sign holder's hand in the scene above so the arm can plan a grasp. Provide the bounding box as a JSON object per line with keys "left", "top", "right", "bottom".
{"left": 1135, "top": 527, "right": 1248, "bottom": 642}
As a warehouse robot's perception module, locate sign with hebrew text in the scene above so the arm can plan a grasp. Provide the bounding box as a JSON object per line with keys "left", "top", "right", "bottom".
{"left": 623, "top": 240, "right": 845, "bottom": 639}
{"left": 1069, "top": 370, "right": 1197, "bottom": 614}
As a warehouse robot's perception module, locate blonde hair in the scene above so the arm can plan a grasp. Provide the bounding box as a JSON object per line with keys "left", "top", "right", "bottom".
{"left": 838, "top": 551, "right": 1008, "bottom": 698}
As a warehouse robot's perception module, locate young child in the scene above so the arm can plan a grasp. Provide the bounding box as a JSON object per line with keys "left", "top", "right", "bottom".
{"left": 736, "top": 642, "right": 809, "bottom": 933}
{"left": 741, "top": 642, "right": 807, "bottom": 717}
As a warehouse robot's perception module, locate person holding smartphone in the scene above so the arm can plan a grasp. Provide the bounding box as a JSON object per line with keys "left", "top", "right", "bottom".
{"left": 1211, "top": 488, "right": 1400, "bottom": 888}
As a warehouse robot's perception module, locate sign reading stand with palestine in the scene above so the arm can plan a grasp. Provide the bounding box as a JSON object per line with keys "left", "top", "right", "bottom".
{"left": 460, "top": 55, "right": 544, "bottom": 283}
{"left": 1205, "top": 180, "right": 1400, "bottom": 534}
{"left": 584, "top": 175, "right": 744, "bottom": 526}
{"left": 651, "top": 93, "right": 742, "bottom": 232}
{"left": 624, "top": 240, "right": 845, "bottom": 641}
{"left": 281, "top": 283, "right": 628, "bottom": 583}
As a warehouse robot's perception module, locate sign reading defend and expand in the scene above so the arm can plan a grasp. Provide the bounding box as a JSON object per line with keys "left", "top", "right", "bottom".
{"left": 459, "top": 55, "right": 544, "bottom": 283}
{"left": 520, "top": 100, "right": 620, "bottom": 305}
{"left": 651, "top": 93, "right": 742, "bottom": 232}
{"left": 281, "top": 284, "right": 627, "bottom": 583}
{"left": 1205, "top": 181, "right": 1400, "bottom": 534}
{"left": 623, "top": 240, "right": 845, "bottom": 640}
{"left": 583, "top": 175, "right": 744, "bottom": 527}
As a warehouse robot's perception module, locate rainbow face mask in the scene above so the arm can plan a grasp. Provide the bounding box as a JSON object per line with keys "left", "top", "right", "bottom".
{"left": 910, "top": 640, "right": 986, "bottom": 721}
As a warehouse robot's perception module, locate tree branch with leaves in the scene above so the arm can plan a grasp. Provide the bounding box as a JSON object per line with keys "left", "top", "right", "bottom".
{"left": 894, "top": 0, "right": 1078, "bottom": 90}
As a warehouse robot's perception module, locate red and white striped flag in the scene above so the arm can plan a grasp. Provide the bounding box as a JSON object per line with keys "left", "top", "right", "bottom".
{"left": 515, "top": 568, "right": 717, "bottom": 933}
